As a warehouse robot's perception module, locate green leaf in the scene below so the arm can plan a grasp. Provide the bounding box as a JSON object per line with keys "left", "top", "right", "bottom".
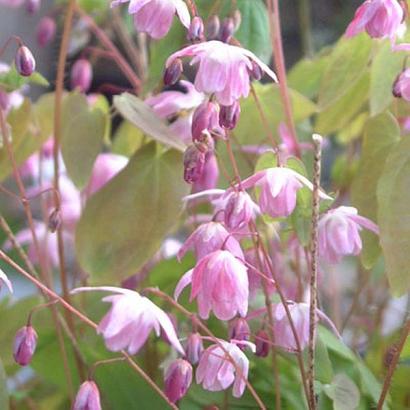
{"left": 0, "top": 65, "right": 48, "bottom": 92}
{"left": 112, "top": 120, "right": 146, "bottom": 157}
{"left": 315, "top": 72, "right": 369, "bottom": 135}
{"left": 370, "top": 41, "right": 406, "bottom": 116}
{"left": 377, "top": 136, "right": 410, "bottom": 295}
{"left": 351, "top": 113, "right": 400, "bottom": 268}
{"left": 318, "top": 34, "right": 372, "bottom": 109}
{"left": 315, "top": 334, "right": 334, "bottom": 384}
{"left": 221, "top": 0, "right": 271, "bottom": 63}
{"left": 114, "top": 93, "right": 186, "bottom": 152}
{"left": 75, "top": 142, "right": 190, "bottom": 282}
{"left": 61, "top": 93, "right": 106, "bottom": 189}
{"left": 0, "top": 359, "right": 8, "bottom": 410}
{"left": 323, "top": 374, "right": 360, "bottom": 410}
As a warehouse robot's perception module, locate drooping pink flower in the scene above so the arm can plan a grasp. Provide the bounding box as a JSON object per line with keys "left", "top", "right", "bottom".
{"left": 175, "top": 250, "right": 249, "bottom": 320}
{"left": 166, "top": 41, "right": 278, "bottom": 105}
{"left": 71, "top": 287, "right": 184, "bottom": 355}
{"left": 0, "top": 269, "right": 13, "bottom": 294}
{"left": 278, "top": 122, "right": 313, "bottom": 160}
{"left": 240, "top": 167, "right": 331, "bottom": 218}
{"left": 73, "top": 381, "right": 101, "bottom": 410}
{"left": 164, "top": 359, "right": 193, "bottom": 403}
{"left": 223, "top": 190, "right": 258, "bottom": 230}
{"left": 393, "top": 68, "right": 410, "bottom": 100}
{"left": 318, "top": 206, "right": 379, "bottom": 264}
{"left": 13, "top": 325, "right": 38, "bottom": 366}
{"left": 36, "top": 17, "right": 56, "bottom": 47}
{"left": 185, "top": 332, "right": 204, "bottom": 364}
{"left": 345, "top": 0, "right": 404, "bottom": 40}
{"left": 111, "top": 0, "right": 190, "bottom": 39}
{"left": 192, "top": 152, "right": 219, "bottom": 192}
{"left": 177, "top": 221, "right": 244, "bottom": 261}
{"left": 70, "top": 59, "right": 93, "bottom": 93}
{"left": 229, "top": 318, "right": 251, "bottom": 343}
{"left": 191, "top": 101, "right": 225, "bottom": 142}
{"left": 196, "top": 340, "right": 251, "bottom": 397}
{"left": 146, "top": 80, "right": 204, "bottom": 144}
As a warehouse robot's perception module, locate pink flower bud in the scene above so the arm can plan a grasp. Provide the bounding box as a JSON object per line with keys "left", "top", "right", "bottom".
{"left": 224, "top": 190, "right": 255, "bottom": 230}
{"left": 192, "top": 101, "right": 224, "bottom": 142}
{"left": 219, "top": 17, "right": 235, "bottom": 43}
{"left": 73, "top": 380, "right": 101, "bottom": 410}
{"left": 71, "top": 59, "right": 93, "bottom": 93}
{"left": 48, "top": 208, "right": 61, "bottom": 233}
{"left": 187, "top": 16, "right": 204, "bottom": 42}
{"left": 36, "top": 17, "right": 56, "bottom": 47}
{"left": 206, "top": 15, "right": 221, "bottom": 40}
{"left": 185, "top": 332, "right": 204, "bottom": 364}
{"left": 255, "top": 329, "right": 269, "bottom": 357}
{"left": 219, "top": 101, "right": 241, "bottom": 130}
{"left": 249, "top": 60, "right": 263, "bottom": 81}
{"left": 393, "top": 68, "right": 410, "bottom": 100}
{"left": 229, "top": 318, "right": 250, "bottom": 343}
{"left": 15, "top": 46, "right": 36, "bottom": 77}
{"left": 183, "top": 145, "right": 206, "bottom": 183}
{"left": 25, "top": 0, "right": 40, "bottom": 14}
{"left": 13, "top": 325, "right": 38, "bottom": 366}
{"left": 163, "top": 58, "right": 183, "bottom": 86}
{"left": 192, "top": 152, "right": 219, "bottom": 193}
{"left": 164, "top": 359, "right": 193, "bottom": 403}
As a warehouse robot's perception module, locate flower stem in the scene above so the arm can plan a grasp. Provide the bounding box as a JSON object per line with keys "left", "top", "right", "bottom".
{"left": 307, "top": 134, "right": 323, "bottom": 410}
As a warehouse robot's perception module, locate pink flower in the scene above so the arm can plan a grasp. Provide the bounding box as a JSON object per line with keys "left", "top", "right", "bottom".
{"left": 318, "top": 206, "right": 379, "bottom": 264}
{"left": 191, "top": 101, "right": 225, "bottom": 142}
{"left": 0, "top": 268, "right": 13, "bottom": 294}
{"left": 146, "top": 80, "right": 204, "bottom": 144}
{"left": 13, "top": 325, "right": 38, "bottom": 366}
{"left": 240, "top": 167, "right": 331, "bottom": 218}
{"left": 185, "top": 332, "right": 204, "bottom": 364}
{"left": 71, "top": 287, "right": 184, "bottom": 355}
{"left": 73, "top": 381, "right": 101, "bottom": 410}
{"left": 164, "top": 359, "right": 193, "bottom": 403}
{"left": 346, "top": 0, "right": 404, "bottom": 40}
{"left": 192, "top": 152, "right": 219, "bottom": 192}
{"left": 166, "top": 41, "right": 278, "bottom": 105}
{"left": 0, "top": 0, "right": 24, "bottom": 7}
{"left": 175, "top": 250, "right": 249, "bottom": 320}
{"left": 278, "top": 122, "right": 313, "bottom": 160}
{"left": 111, "top": 0, "right": 190, "bottom": 39}
{"left": 244, "top": 247, "right": 274, "bottom": 297}
{"left": 177, "top": 221, "right": 244, "bottom": 261}
{"left": 223, "top": 190, "right": 258, "bottom": 230}
{"left": 393, "top": 68, "right": 410, "bottom": 101}
{"left": 196, "top": 340, "right": 251, "bottom": 397}
{"left": 70, "top": 59, "right": 93, "bottom": 93}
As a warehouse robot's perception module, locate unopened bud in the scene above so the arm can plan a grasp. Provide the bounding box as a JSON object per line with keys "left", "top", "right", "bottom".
{"left": 183, "top": 145, "right": 206, "bottom": 184}
{"left": 219, "top": 101, "right": 241, "bottom": 130}
{"left": 13, "top": 325, "right": 38, "bottom": 366}
{"left": 193, "top": 152, "right": 219, "bottom": 193}
{"left": 25, "top": 0, "right": 40, "bottom": 14}
{"left": 36, "top": 17, "right": 56, "bottom": 47}
{"left": 71, "top": 59, "right": 93, "bottom": 93}
{"left": 392, "top": 68, "right": 410, "bottom": 100}
{"left": 192, "top": 101, "right": 224, "bottom": 142}
{"left": 164, "top": 359, "right": 193, "bottom": 403}
{"left": 187, "top": 16, "right": 204, "bottom": 42}
{"left": 164, "top": 58, "right": 183, "bottom": 86}
{"left": 73, "top": 380, "right": 102, "bottom": 410}
{"left": 206, "top": 15, "right": 220, "bottom": 40}
{"left": 229, "top": 318, "right": 250, "bottom": 343}
{"left": 15, "top": 46, "right": 36, "bottom": 77}
{"left": 249, "top": 60, "right": 263, "bottom": 81}
{"left": 224, "top": 190, "right": 254, "bottom": 230}
{"left": 48, "top": 208, "right": 61, "bottom": 233}
{"left": 219, "top": 17, "right": 235, "bottom": 43}
{"left": 255, "top": 329, "right": 269, "bottom": 357}
{"left": 232, "top": 10, "right": 242, "bottom": 31}
{"left": 185, "top": 333, "right": 204, "bottom": 365}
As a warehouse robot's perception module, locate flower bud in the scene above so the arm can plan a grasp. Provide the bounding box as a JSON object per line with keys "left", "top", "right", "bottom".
{"left": 393, "top": 68, "right": 410, "bottom": 100}
{"left": 255, "top": 329, "right": 269, "bottom": 357}
{"left": 183, "top": 145, "right": 206, "bottom": 184}
{"left": 219, "top": 17, "right": 235, "bottom": 43}
{"left": 192, "top": 101, "right": 224, "bottom": 142}
{"left": 187, "top": 16, "right": 204, "bottom": 42}
{"left": 164, "top": 359, "right": 193, "bottom": 403}
{"left": 15, "top": 46, "right": 36, "bottom": 77}
{"left": 249, "top": 60, "right": 263, "bottom": 81}
{"left": 229, "top": 318, "right": 250, "bottom": 343}
{"left": 71, "top": 59, "right": 93, "bottom": 93}
{"left": 193, "top": 152, "right": 219, "bottom": 193}
{"left": 13, "top": 325, "right": 38, "bottom": 366}
{"left": 206, "top": 15, "right": 220, "bottom": 40}
{"left": 164, "top": 58, "right": 183, "bottom": 86}
{"left": 224, "top": 190, "right": 254, "bottom": 230}
{"left": 36, "top": 17, "right": 56, "bottom": 47}
{"left": 48, "top": 208, "right": 61, "bottom": 233}
{"left": 73, "top": 380, "right": 101, "bottom": 410}
{"left": 25, "top": 0, "right": 40, "bottom": 14}
{"left": 219, "top": 101, "right": 241, "bottom": 130}
{"left": 185, "top": 332, "right": 204, "bottom": 365}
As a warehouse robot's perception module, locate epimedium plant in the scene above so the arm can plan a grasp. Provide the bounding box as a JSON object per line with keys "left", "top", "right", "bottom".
{"left": 0, "top": 0, "right": 409, "bottom": 409}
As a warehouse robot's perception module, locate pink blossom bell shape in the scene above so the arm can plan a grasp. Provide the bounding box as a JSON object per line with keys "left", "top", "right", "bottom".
{"left": 393, "top": 68, "right": 410, "bottom": 100}
{"left": 164, "top": 359, "right": 193, "bottom": 403}
{"left": 13, "top": 325, "right": 38, "bottom": 366}
{"left": 166, "top": 41, "right": 278, "bottom": 105}
{"left": 223, "top": 190, "right": 258, "bottom": 230}
{"left": 196, "top": 340, "right": 251, "bottom": 397}
{"left": 185, "top": 332, "right": 204, "bottom": 364}
{"left": 318, "top": 206, "right": 379, "bottom": 264}
{"left": 240, "top": 167, "right": 330, "bottom": 218}
{"left": 111, "top": 0, "right": 190, "bottom": 39}
{"left": 346, "top": 0, "right": 404, "bottom": 40}
{"left": 73, "top": 381, "right": 101, "bottom": 410}
{"left": 177, "top": 221, "right": 244, "bottom": 261}
{"left": 175, "top": 250, "right": 249, "bottom": 320}
{"left": 71, "top": 287, "right": 184, "bottom": 355}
